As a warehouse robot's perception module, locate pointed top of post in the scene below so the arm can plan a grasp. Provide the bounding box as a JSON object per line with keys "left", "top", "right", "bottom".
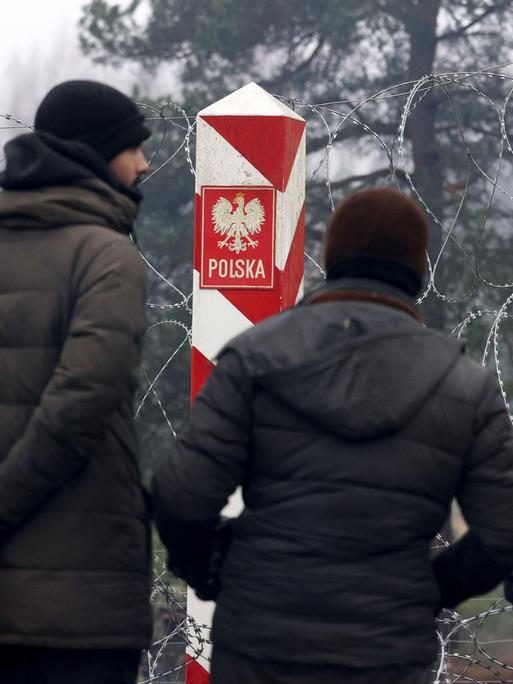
{"left": 199, "top": 82, "right": 305, "bottom": 121}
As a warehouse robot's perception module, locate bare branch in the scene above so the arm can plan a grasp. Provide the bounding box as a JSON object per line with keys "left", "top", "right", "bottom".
{"left": 309, "top": 167, "right": 407, "bottom": 192}
{"left": 259, "top": 36, "right": 325, "bottom": 91}
{"left": 306, "top": 121, "right": 399, "bottom": 154}
{"left": 437, "top": 1, "right": 513, "bottom": 42}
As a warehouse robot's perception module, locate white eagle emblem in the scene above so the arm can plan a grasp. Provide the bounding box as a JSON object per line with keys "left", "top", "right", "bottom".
{"left": 212, "top": 192, "right": 265, "bottom": 254}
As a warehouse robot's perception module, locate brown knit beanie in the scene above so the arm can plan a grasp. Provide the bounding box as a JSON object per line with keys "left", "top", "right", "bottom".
{"left": 324, "top": 187, "right": 429, "bottom": 296}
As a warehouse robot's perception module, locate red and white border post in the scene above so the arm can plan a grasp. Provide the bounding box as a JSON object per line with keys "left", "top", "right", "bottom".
{"left": 188, "top": 82, "right": 306, "bottom": 682}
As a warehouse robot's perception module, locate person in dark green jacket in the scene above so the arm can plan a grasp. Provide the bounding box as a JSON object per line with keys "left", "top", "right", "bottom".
{"left": 0, "top": 81, "right": 152, "bottom": 684}
{"left": 153, "top": 188, "right": 513, "bottom": 684}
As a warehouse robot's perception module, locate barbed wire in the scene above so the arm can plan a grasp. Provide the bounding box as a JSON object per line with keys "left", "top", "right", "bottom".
{"left": 3, "top": 64, "right": 513, "bottom": 682}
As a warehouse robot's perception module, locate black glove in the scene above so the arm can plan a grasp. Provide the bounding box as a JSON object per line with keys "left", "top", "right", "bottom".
{"left": 504, "top": 573, "right": 513, "bottom": 603}
{"left": 433, "top": 531, "right": 513, "bottom": 609}
{"left": 194, "top": 518, "right": 234, "bottom": 601}
{"left": 166, "top": 517, "right": 234, "bottom": 602}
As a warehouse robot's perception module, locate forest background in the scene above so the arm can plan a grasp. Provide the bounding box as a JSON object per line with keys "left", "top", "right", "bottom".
{"left": 76, "top": 0, "right": 513, "bottom": 480}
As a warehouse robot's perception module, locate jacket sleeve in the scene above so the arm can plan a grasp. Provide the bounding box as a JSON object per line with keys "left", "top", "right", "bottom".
{"left": 0, "top": 238, "right": 146, "bottom": 538}
{"left": 152, "top": 349, "right": 252, "bottom": 588}
{"left": 433, "top": 370, "right": 513, "bottom": 608}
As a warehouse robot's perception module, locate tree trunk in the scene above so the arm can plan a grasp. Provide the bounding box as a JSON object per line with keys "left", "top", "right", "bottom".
{"left": 407, "top": 3, "right": 454, "bottom": 611}
{"left": 406, "top": 0, "right": 446, "bottom": 329}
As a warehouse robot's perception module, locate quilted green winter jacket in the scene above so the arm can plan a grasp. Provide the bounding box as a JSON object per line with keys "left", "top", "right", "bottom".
{"left": 0, "top": 132, "right": 152, "bottom": 649}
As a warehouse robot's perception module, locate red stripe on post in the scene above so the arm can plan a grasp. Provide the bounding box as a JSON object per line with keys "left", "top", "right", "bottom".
{"left": 281, "top": 204, "right": 305, "bottom": 309}
{"left": 186, "top": 656, "right": 212, "bottom": 684}
{"left": 202, "top": 115, "right": 305, "bottom": 191}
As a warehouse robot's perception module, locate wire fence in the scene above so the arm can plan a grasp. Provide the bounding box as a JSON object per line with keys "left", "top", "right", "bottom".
{"left": 3, "top": 64, "right": 513, "bottom": 682}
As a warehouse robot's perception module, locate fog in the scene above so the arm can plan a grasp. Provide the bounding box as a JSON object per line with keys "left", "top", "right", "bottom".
{"left": 0, "top": 0, "right": 178, "bottom": 147}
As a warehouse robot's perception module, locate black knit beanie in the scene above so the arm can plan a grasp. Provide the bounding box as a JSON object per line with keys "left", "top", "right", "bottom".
{"left": 34, "top": 80, "right": 151, "bottom": 161}
{"left": 324, "top": 187, "right": 429, "bottom": 296}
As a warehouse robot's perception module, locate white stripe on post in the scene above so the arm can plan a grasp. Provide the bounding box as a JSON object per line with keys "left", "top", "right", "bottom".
{"left": 188, "top": 82, "right": 306, "bottom": 682}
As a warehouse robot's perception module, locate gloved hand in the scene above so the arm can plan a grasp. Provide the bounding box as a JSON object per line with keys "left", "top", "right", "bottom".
{"left": 166, "top": 517, "right": 234, "bottom": 602}
{"left": 194, "top": 518, "right": 234, "bottom": 601}
{"left": 503, "top": 573, "right": 513, "bottom": 603}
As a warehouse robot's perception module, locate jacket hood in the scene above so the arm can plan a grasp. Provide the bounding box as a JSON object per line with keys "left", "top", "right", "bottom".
{"left": 225, "top": 282, "right": 463, "bottom": 440}
{"left": 1, "top": 131, "right": 141, "bottom": 201}
{"left": 0, "top": 132, "right": 139, "bottom": 234}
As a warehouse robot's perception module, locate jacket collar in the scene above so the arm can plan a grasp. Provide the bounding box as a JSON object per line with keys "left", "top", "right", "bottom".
{"left": 0, "top": 131, "right": 142, "bottom": 205}
{"left": 303, "top": 277, "right": 421, "bottom": 322}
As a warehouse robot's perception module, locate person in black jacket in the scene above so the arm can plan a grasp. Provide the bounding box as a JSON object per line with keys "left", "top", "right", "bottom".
{"left": 0, "top": 81, "right": 153, "bottom": 684}
{"left": 153, "top": 187, "right": 513, "bottom": 684}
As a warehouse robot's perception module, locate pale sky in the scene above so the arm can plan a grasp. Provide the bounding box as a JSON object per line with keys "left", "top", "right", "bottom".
{"left": 0, "top": 0, "right": 176, "bottom": 134}
{"left": 0, "top": 0, "right": 84, "bottom": 64}
{"left": 1, "top": 0, "right": 94, "bottom": 117}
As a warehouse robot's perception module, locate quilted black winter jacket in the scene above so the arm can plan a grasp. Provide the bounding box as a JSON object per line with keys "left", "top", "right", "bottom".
{"left": 153, "top": 280, "right": 513, "bottom": 668}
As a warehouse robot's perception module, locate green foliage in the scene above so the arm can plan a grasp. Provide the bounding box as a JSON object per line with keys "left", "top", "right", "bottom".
{"left": 453, "top": 589, "right": 513, "bottom": 666}
{"left": 134, "top": 112, "right": 195, "bottom": 479}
